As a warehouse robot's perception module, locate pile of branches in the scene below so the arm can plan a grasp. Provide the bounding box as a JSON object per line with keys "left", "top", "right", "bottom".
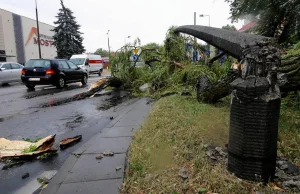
{"left": 197, "top": 43, "right": 300, "bottom": 103}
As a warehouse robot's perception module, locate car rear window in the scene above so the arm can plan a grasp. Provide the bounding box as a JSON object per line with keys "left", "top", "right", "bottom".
{"left": 69, "top": 58, "right": 85, "bottom": 65}
{"left": 25, "top": 60, "right": 51, "bottom": 68}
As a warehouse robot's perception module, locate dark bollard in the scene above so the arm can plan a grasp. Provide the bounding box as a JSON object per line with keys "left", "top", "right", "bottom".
{"left": 228, "top": 76, "right": 281, "bottom": 182}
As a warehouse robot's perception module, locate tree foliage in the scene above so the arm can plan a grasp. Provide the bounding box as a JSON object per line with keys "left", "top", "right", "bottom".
{"left": 52, "top": 0, "right": 85, "bottom": 59}
{"left": 94, "top": 48, "right": 109, "bottom": 57}
{"left": 226, "top": 0, "right": 300, "bottom": 43}
{"left": 222, "top": 24, "right": 237, "bottom": 31}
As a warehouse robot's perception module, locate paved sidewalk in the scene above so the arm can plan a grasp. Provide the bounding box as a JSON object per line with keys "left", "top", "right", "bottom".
{"left": 43, "top": 98, "right": 153, "bottom": 194}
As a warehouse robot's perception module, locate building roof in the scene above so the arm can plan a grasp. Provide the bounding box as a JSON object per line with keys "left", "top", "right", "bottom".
{"left": 238, "top": 21, "right": 257, "bottom": 32}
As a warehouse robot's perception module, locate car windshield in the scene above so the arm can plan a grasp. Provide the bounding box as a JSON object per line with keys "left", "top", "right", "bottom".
{"left": 69, "top": 58, "right": 85, "bottom": 65}
{"left": 25, "top": 60, "right": 51, "bottom": 68}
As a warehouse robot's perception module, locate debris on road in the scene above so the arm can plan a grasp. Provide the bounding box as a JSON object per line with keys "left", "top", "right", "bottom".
{"left": 0, "top": 135, "right": 56, "bottom": 160}
{"left": 95, "top": 154, "right": 103, "bottom": 160}
{"left": 41, "top": 77, "right": 123, "bottom": 107}
{"left": 110, "top": 116, "right": 114, "bottom": 120}
{"left": 115, "top": 166, "right": 122, "bottom": 171}
{"left": 59, "top": 135, "right": 82, "bottom": 149}
{"left": 103, "top": 150, "right": 114, "bottom": 156}
{"left": 2, "top": 160, "right": 24, "bottom": 170}
{"left": 22, "top": 173, "right": 30, "bottom": 179}
{"left": 178, "top": 167, "right": 188, "bottom": 179}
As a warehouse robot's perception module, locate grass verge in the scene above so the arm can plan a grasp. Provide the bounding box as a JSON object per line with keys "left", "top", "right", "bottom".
{"left": 123, "top": 95, "right": 300, "bottom": 194}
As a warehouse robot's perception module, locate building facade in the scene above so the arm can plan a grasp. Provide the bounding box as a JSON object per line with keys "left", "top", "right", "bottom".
{"left": 0, "top": 9, "right": 57, "bottom": 64}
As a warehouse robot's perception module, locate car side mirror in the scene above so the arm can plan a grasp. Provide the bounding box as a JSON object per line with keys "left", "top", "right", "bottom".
{"left": 85, "top": 60, "right": 89, "bottom": 66}
{"left": 0, "top": 68, "right": 6, "bottom": 71}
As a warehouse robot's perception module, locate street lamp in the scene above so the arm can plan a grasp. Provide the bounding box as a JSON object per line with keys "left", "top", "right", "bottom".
{"left": 107, "top": 30, "right": 110, "bottom": 56}
{"left": 199, "top": 14, "right": 212, "bottom": 57}
{"left": 35, "top": 0, "right": 42, "bottom": 59}
{"left": 124, "top": 36, "right": 131, "bottom": 45}
{"left": 199, "top": 14, "right": 210, "bottom": 27}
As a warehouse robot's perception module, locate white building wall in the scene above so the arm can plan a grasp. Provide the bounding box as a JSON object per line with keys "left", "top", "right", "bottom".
{"left": 0, "top": 8, "right": 57, "bottom": 63}
{"left": 0, "top": 9, "right": 17, "bottom": 62}
{"left": 21, "top": 17, "right": 56, "bottom": 61}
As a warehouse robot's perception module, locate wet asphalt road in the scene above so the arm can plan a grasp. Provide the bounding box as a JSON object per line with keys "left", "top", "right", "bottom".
{"left": 0, "top": 75, "right": 128, "bottom": 194}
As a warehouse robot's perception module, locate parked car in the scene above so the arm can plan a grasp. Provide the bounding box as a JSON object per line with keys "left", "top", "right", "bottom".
{"left": 70, "top": 54, "right": 103, "bottom": 76}
{"left": 0, "top": 62, "right": 24, "bottom": 85}
{"left": 21, "top": 59, "right": 88, "bottom": 89}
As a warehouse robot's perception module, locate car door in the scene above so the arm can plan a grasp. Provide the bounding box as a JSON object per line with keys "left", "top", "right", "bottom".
{"left": 67, "top": 61, "right": 81, "bottom": 80}
{"left": 58, "top": 60, "right": 72, "bottom": 82}
{"left": 11, "top": 63, "right": 23, "bottom": 82}
{"left": 0, "top": 63, "right": 13, "bottom": 83}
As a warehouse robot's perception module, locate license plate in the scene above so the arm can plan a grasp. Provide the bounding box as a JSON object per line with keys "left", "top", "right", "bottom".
{"left": 29, "top": 78, "right": 40, "bottom": 81}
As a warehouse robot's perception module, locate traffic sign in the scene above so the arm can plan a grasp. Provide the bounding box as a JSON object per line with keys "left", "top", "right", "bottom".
{"left": 133, "top": 48, "right": 138, "bottom": 54}
{"left": 133, "top": 54, "right": 138, "bottom": 61}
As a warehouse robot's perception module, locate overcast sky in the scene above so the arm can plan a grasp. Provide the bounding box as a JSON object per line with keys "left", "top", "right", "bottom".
{"left": 0, "top": 0, "right": 244, "bottom": 52}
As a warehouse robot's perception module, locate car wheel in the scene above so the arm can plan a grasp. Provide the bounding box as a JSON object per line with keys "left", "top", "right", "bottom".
{"left": 26, "top": 84, "right": 35, "bottom": 90}
{"left": 81, "top": 74, "right": 88, "bottom": 85}
{"left": 98, "top": 69, "right": 102, "bottom": 76}
{"left": 56, "top": 77, "right": 65, "bottom": 89}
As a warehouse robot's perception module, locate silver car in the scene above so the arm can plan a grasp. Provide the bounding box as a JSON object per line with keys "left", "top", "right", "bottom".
{"left": 0, "top": 62, "right": 24, "bottom": 85}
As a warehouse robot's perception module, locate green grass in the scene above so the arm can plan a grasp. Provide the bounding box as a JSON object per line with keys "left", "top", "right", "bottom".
{"left": 123, "top": 95, "right": 299, "bottom": 194}
{"left": 23, "top": 145, "right": 37, "bottom": 153}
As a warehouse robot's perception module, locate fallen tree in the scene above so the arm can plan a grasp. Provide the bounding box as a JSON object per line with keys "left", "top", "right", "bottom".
{"left": 197, "top": 52, "right": 300, "bottom": 103}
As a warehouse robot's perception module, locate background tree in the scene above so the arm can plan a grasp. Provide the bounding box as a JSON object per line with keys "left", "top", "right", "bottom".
{"left": 94, "top": 48, "right": 109, "bottom": 57}
{"left": 225, "top": 0, "right": 300, "bottom": 43}
{"left": 52, "top": 0, "right": 85, "bottom": 59}
{"left": 222, "top": 24, "right": 237, "bottom": 31}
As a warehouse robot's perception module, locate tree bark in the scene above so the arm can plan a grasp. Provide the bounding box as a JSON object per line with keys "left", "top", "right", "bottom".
{"left": 197, "top": 54, "right": 300, "bottom": 103}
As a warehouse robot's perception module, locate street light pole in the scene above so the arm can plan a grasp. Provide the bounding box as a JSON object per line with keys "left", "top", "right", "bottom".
{"left": 107, "top": 30, "right": 110, "bottom": 56}
{"left": 199, "top": 14, "right": 210, "bottom": 27}
{"left": 35, "top": 0, "right": 42, "bottom": 59}
{"left": 199, "top": 14, "right": 212, "bottom": 56}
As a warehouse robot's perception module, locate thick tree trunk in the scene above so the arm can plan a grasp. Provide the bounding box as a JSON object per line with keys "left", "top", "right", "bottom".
{"left": 197, "top": 54, "right": 300, "bottom": 103}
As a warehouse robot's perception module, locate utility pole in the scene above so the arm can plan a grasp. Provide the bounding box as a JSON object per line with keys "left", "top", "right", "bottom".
{"left": 35, "top": 0, "right": 42, "bottom": 59}
{"left": 107, "top": 30, "right": 110, "bottom": 56}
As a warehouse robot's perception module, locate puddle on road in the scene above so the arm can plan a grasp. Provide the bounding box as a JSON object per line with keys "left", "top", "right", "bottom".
{"left": 23, "top": 84, "right": 88, "bottom": 99}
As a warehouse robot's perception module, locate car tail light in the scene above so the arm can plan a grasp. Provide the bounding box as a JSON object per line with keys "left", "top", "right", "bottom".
{"left": 46, "top": 69, "right": 55, "bottom": 75}
{"left": 21, "top": 69, "right": 25, "bottom": 75}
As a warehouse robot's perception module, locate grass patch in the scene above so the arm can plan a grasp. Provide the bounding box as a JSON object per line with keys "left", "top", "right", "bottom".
{"left": 124, "top": 95, "right": 299, "bottom": 194}
{"left": 23, "top": 145, "right": 37, "bottom": 153}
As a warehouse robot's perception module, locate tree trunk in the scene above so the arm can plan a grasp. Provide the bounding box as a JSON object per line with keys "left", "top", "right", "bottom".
{"left": 197, "top": 54, "right": 300, "bottom": 103}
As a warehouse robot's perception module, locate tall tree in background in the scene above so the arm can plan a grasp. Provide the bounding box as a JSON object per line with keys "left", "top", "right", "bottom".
{"left": 52, "top": 0, "right": 85, "bottom": 59}
{"left": 225, "top": 0, "right": 300, "bottom": 43}
{"left": 94, "top": 48, "right": 109, "bottom": 57}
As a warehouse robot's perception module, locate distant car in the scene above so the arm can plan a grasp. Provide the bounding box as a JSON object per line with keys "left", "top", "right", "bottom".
{"left": 70, "top": 54, "right": 103, "bottom": 76}
{"left": 0, "top": 62, "right": 24, "bottom": 85}
{"left": 21, "top": 59, "right": 88, "bottom": 90}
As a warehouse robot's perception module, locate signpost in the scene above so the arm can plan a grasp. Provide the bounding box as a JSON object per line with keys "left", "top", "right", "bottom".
{"left": 132, "top": 47, "right": 139, "bottom": 61}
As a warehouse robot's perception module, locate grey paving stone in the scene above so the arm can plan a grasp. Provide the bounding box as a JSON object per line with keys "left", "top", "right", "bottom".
{"left": 56, "top": 179, "right": 122, "bottom": 194}
{"left": 84, "top": 137, "right": 132, "bottom": 154}
{"left": 113, "top": 118, "right": 143, "bottom": 127}
{"left": 64, "top": 153, "right": 126, "bottom": 183}
{"left": 101, "top": 126, "right": 139, "bottom": 137}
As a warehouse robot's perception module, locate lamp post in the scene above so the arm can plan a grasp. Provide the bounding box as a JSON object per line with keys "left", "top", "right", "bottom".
{"left": 199, "top": 14, "right": 212, "bottom": 56}
{"left": 35, "top": 0, "right": 42, "bottom": 59}
{"left": 199, "top": 14, "right": 210, "bottom": 27}
{"left": 107, "top": 30, "right": 110, "bottom": 56}
{"left": 124, "top": 36, "right": 131, "bottom": 45}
